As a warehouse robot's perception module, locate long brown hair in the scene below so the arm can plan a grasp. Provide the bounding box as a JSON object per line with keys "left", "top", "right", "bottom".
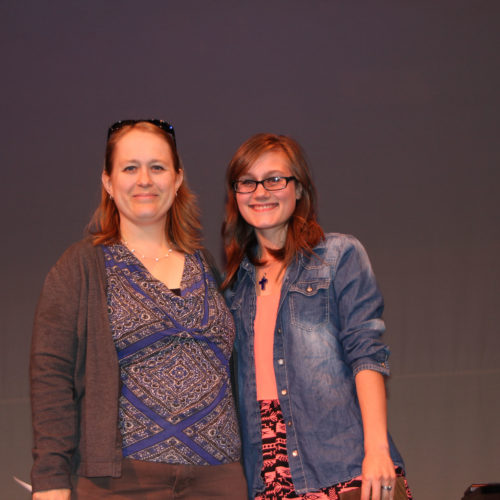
{"left": 222, "top": 133, "right": 324, "bottom": 288}
{"left": 89, "top": 121, "right": 202, "bottom": 253}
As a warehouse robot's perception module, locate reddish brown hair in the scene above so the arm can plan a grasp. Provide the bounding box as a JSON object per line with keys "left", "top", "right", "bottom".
{"left": 89, "top": 121, "right": 202, "bottom": 253}
{"left": 222, "top": 133, "right": 324, "bottom": 288}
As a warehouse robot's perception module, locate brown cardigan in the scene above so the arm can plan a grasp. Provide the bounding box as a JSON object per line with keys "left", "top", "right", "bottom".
{"left": 30, "top": 239, "right": 123, "bottom": 492}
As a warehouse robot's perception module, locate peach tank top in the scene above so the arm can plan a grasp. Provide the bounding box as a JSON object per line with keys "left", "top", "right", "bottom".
{"left": 254, "top": 291, "right": 280, "bottom": 400}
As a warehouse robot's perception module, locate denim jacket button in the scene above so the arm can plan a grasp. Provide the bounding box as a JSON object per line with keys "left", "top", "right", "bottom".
{"left": 281, "top": 389, "right": 287, "bottom": 396}
{"left": 306, "top": 285, "right": 313, "bottom": 292}
{"left": 278, "top": 359, "right": 284, "bottom": 365}
{"left": 292, "top": 450, "right": 298, "bottom": 457}
{"left": 287, "top": 420, "right": 293, "bottom": 427}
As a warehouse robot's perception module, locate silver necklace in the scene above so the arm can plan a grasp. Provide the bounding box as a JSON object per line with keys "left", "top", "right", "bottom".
{"left": 122, "top": 240, "right": 173, "bottom": 262}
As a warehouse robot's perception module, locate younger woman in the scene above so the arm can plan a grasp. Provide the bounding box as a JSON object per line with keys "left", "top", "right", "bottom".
{"left": 222, "top": 133, "right": 411, "bottom": 500}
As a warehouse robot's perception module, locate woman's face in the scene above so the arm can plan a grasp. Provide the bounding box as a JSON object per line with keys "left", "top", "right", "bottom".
{"left": 235, "top": 151, "right": 301, "bottom": 247}
{"left": 102, "top": 129, "right": 183, "bottom": 230}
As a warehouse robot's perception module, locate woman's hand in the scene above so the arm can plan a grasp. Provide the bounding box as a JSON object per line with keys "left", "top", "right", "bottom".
{"left": 32, "top": 489, "right": 71, "bottom": 500}
{"left": 360, "top": 449, "right": 396, "bottom": 500}
{"left": 354, "top": 370, "right": 396, "bottom": 500}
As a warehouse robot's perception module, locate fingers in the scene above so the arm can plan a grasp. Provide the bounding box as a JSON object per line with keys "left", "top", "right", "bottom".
{"left": 360, "top": 478, "right": 372, "bottom": 500}
{"left": 381, "top": 473, "right": 396, "bottom": 500}
{"left": 32, "top": 489, "right": 71, "bottom": 500}
{"left": 361, "top": 451, "right": 396, "bottom": 500}
{"left": 381, "top": 481, "right": 395, "bottom": 500}
{"left": 361, "top": 476, "right": 396, "bottom": 500}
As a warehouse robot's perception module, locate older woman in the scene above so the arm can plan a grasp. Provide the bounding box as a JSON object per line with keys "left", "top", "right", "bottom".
{"left": 222, "top": 133, "right": 412, "bottom": 500}
{"left": 30, "top": 120, "right": 246, "bottom": 499}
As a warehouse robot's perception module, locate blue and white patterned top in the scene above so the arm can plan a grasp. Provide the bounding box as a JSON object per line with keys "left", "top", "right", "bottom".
{"left": 103, "top": 243, "right": 241, "bottom": 465}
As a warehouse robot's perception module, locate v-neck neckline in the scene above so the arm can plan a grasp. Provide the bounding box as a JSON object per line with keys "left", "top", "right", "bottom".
{"left": 119, "top": 242, "right": 190, "bottom": 296}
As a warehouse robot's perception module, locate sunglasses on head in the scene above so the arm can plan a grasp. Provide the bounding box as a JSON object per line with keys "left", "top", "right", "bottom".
{"left": 107, "top": 119, "right": 176, "bottom": 146}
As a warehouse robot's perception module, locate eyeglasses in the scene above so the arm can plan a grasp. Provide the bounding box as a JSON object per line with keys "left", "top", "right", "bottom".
{"left": 233, "top": 176, "right": 297, "bottom": 194}
{"left": 107, "top": 119, "right": 176, "bottom": 146}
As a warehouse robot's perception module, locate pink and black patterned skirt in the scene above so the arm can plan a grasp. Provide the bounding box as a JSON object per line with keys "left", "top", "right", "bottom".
{"left": 255, "top": 400, "right": 412, "bottom": 500}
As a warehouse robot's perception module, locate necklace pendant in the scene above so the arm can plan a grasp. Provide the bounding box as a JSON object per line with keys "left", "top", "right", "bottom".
{"left": 258, "top": 274, "right": 268, "bottom": 291}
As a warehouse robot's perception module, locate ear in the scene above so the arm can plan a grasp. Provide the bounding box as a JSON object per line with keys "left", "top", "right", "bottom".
{"left": 295, "top": 182, "right": 303, "bottom": 200}
{"left": 174, "top": 168, "right": 184, "bottom": 192}
{"left": 101, "top": 171, "right": 113, "bottom": 197}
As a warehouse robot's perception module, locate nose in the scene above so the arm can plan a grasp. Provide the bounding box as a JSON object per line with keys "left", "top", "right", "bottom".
{"left": 253, "top": 182, "right": 270, "bottom": 198}
{"left": 137, "top": 166, "right": 152, "bottom": 186}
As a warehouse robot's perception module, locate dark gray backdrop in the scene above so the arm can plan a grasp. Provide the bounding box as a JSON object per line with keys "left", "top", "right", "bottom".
{"left": 1, "top": 2, "right": 499, "bottom": 499}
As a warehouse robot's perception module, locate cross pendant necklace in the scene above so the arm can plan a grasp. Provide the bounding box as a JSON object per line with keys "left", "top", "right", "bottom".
{"left": 258, "top": 273, "right": 268, "bottom": 291}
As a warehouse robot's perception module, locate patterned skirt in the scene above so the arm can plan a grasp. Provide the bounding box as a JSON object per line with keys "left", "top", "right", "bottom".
{"left": 255, "top": 400, "right": 412, "bottom": 500}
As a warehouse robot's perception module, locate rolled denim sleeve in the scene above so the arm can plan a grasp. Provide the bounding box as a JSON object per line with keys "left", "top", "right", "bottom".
{"left": 333, "top": 235, "right": 390, "bottom": 376}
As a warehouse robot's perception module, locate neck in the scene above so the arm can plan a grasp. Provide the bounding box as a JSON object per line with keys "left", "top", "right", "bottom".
{"left": 255, "top": 251, "right": 285, "bottom": 295}
{"left": 255, "top": 227, "right": 287, "bottom": 260}
{"left": 120, "top": 220, "right": 169, "bottom": 249}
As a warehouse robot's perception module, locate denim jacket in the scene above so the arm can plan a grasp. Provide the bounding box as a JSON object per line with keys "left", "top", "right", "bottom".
{"left": 228, "top": 233, "right": 404, "bottom": 497}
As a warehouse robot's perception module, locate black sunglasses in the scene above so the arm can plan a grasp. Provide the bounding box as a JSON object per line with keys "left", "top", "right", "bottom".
{"left": 107, "top": 119, "right": 176, "bottom": 146}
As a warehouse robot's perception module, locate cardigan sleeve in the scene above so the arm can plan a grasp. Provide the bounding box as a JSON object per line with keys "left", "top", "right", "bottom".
{"left": 30, "top": 244, "right": 85, "bottom": 492}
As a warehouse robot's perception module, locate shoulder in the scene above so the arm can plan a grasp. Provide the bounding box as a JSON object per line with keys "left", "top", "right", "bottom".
{"left": 37, "top": 239, "right": 103, "bottom": 306}
{"left": 311, "top": 233, "right": 366, "bottom": 263}
{"left": 318, "top": 232, "right": 363, "bottom": 248}
{"left": 49, "top": 238, "right": 104, "bottom": 280}
{"left": 302, "top": 233, "right": 376, "bottom": 282}
{"left": 196, "top": 248, "right": 223, "bottom": 288}
{"left": 196, "top": 247, "right": 218, "bottom": 273}
{"left": 61, "top": 237, "right": 100, "bottom": 258}
{"left": 224, "top": 257, "right": 254, "bottom": 309}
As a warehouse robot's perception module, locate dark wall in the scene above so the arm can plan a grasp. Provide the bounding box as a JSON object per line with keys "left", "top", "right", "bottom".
{"left": 2, "top": 2, "right": 499, "bottom": 499}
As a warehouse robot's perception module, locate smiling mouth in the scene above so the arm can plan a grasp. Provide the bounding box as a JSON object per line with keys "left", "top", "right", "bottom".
{"left": 249, "top": 203, "right": 278, "bottom": 211}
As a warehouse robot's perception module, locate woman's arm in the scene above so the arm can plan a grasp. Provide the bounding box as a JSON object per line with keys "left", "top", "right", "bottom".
{"left": 332, "top": 235, "right": 397, "bottom": 498}
{"left": 30, "top": 246, "right": 83, "bottom": 493}
{"left": 355, "top": 369, "right": 396, "bottom": 500}
{"left": 333, "top": 236, "right": 390, "bottom": 376}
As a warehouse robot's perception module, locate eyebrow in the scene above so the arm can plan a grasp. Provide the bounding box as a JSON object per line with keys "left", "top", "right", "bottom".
{"left": 117, "top": 157, "right": 170, "bottom": 164}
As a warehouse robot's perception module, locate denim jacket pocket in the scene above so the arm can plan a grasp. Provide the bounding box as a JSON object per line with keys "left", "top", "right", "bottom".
{"left": 289, "top": 278, "right": 330, "bottom": 331}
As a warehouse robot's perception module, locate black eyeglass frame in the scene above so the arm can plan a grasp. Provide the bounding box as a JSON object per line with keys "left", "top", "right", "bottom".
{"left": 107, "top": 119, "right": 176, "bottom": 146}
{"left": 233, "top": 176, "right": 297, "bottom": 194}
